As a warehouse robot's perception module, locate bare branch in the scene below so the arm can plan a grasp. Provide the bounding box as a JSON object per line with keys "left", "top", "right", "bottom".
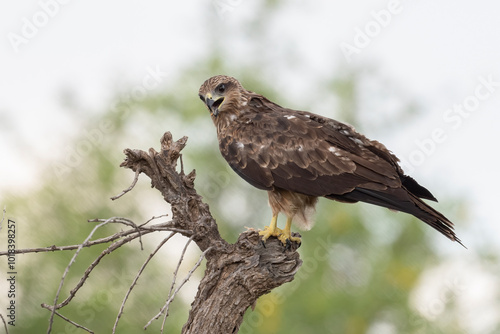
{"left": 119, "top": 132, "right": 225, "bottom": 253}
{"left": 167, "top": 236, "right": 194, "bottom": 305}
{"left": 144, "top": 235, "right": 195, "bottom": 330}
{"left": 46, "top": 218, "right": 113, "bottom": 333}
{"left": 110, "top": 168, "right": 141, "bottom": 200}
{"left": 0, "top": 218, "right": 179, "bottom": 257}
{"left": 161, "top": 246, "right": 212, "bottom": 333}
{"left": 4, "top": 132, "right": 302, "bottom": 333}
{"left": 44, "top": 216, "right": 168, "bottom": 332}
{"left": 43, "top": 228, "right": 144, "bottom": 312}
{"left": 40, "top": 306, "right": 94, "bottom": 334}
{"left": 89, "top": 216, "right": 144, "bottom": 250}
{"left": 139, "top": 214, "right": 169, "bottom": 227}
{"left": 161, "top": 236, "right": 194, "bottom": 329}
{"left": 143, "top": 243, "right": 212, "bottom": 331}
{"left": 179, "top": 153, "right": 185, "bottom": 175}
{"left": 112, "top": 232, "right": 177, "bottom": 333}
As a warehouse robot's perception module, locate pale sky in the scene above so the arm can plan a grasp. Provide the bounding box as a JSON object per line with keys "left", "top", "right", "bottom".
{"left": 2, "top": 0, "right": 498, "bottom": 232}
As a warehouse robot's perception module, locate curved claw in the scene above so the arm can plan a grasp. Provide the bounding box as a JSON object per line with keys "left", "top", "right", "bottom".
{"left": 278, "top": 216, "right": 301, "bottom": 246}
{"left": 259, "top": 215, "right": 281, "bottom": 244}
{"left": 259, "top": 215, "right": 302, "bottom": 247}
{"left": 259, "top": 225, "right": 283, "bottom": 242}
{"left": 278, "top": 232, "right": 301, "bottom": 246}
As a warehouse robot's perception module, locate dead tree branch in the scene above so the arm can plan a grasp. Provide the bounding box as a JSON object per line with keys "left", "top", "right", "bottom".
{"left": 0, "top": 132, "right": 302, "bottom": 333}
{"left": 117, "top": 132, "right": 302, "bottom": 333}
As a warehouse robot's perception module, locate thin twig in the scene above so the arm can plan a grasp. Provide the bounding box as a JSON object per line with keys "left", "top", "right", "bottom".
{"left": 139, "top": 214, "right": 169, "bottom": 228}
{"left": 111, "top": 168, "right": 141, "bottom": 200}
{"left": 43, "top": 230, "right": 142, "bottom": 311}
{"left": 46, "top": 217, "right": 147, "bottom": 333}
{"left": 46, "top": 219, "right": 110, "bottom": 333}
{"left": 143, "top": 241, "right": 211, "bottom": 331}
{"left": 0, "top": 313, "right": 9, "bottom": 334}
{"left": 112, "top": 232, "right": 177, "bottom": 334}
{"left": 144, "top": 236, "right": 194, "bottom": 330}
{"left": 160, "top": 246, "right": 212, "bottom": 333}
{"left": 0, "top": 220, "right": 188, "bottom": 257}
{"left": 40, "top": 223, "right": 192, "bottom": 316}
{"left": 168, "top": 236, "right": 194, "bottom": 302}
{"left": 0, "top": 229, "right": 146, "bottom": 256}
{"left": 89, "top": 216, "right": 144, "bottom": 250}
{"left": 179, "top": 154, "right": 184, "bottom": 174}
{"left": 40, "top": 306, "right": 94, "bottom": 334}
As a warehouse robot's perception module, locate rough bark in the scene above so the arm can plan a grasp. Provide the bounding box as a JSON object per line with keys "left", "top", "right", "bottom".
{"left": 120, "top": 132, "right": 302, "bottom": 333}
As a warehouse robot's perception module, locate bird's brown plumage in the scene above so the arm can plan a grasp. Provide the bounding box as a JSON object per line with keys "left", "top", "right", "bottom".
{"left": 199, "top": 75, "right": 463, "bottom": 246}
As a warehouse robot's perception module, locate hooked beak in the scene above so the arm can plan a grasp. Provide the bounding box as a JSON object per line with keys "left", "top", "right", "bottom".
{"left": 206, "top": 96, "right": 224, "bottom": 117}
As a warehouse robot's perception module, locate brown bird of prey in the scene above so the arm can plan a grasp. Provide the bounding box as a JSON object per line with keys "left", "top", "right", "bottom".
{"left": 198, "top": 75, "right": 463, "bottom": 247}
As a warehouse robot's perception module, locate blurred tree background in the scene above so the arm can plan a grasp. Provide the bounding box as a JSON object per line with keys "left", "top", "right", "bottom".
{"left": 1, "top": 1, "right": 500, "bottom": 334}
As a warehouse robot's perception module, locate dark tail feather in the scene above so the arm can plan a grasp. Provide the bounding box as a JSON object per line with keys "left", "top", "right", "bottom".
{"left": 400, "top": 175, "right": 437, "bottom": 201}
{"left": 329, "top": 187, "right": 465, "bottom": 248}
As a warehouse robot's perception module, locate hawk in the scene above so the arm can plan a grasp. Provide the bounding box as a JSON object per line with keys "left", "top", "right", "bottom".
{"left": 198, "top": 75, "right": 463, "bottom": 247}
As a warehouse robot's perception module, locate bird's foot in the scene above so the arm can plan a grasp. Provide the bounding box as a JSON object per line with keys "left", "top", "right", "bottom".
{"left": 259, "top": 225, "right": 301, "bottom": 247}
{"left": 259, "top": 225, "right": 283, "bottom": 244}
{"left": 278, "top": 230, "right": 301, "bottom": 247}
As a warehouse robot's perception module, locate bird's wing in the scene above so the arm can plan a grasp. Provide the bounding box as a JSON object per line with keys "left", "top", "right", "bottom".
{"left": 218, "top": 95, "right": 463, "bottom": 245}
{"left": 218, "top": 97, "right": 405, "bottom": 198}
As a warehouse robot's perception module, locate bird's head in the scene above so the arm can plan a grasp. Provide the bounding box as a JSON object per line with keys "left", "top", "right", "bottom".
{"left": 198, "top": 75, "right": 246, "bottom": 118}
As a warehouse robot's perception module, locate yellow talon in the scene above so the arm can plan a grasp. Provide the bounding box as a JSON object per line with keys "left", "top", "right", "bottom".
{"left": 278, "top": 217, "right": 301, "bottom": 245}
{"left": 259, "top": 215, "right": 283, "bottom": 242}
{"left": 259, "top": 216, "right": 301, "bottom": 246}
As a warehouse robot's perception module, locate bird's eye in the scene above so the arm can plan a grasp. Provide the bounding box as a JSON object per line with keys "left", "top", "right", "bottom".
{"left": 216, "top": 83, "right": 226, "bottom": 94}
